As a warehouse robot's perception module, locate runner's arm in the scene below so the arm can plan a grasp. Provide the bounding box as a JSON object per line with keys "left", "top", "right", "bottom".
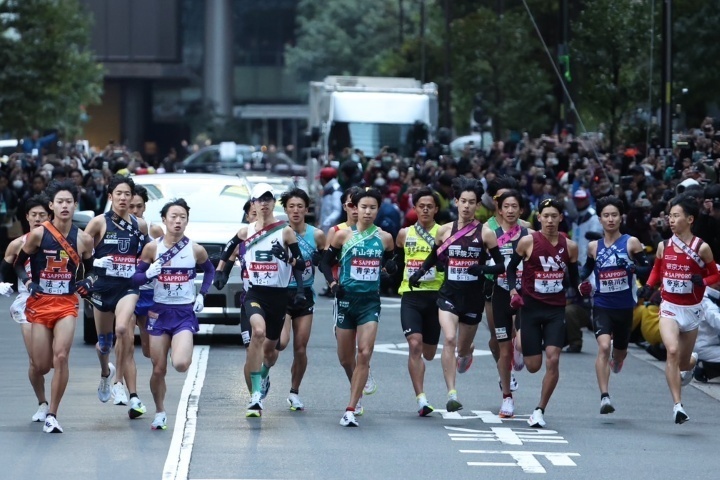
{"left": 699, "top": 243, "right": 720, "bottom": 286}
{"left": 1, "top": 237, "right": 23, "bottom": 282}
{"left": 646, "top": 242, "right": 664, "bottom": 288}
{"left": 320, "top": 229, "right": 347, "bottom": 285}
{"left": 628, "top": 236, "right": 651, "bottom": 279}
{"left": 506, "top": 235, "right": 531, "bottom": 295}
{"left": 13, "top": 229, "right": 41, "bottom": 286}
{"left": 194, "top": 244, "right": 215, "bottom": 295}
{"left": 220, "top": 233, "right": 242, "bottom": 263}
{"left": 481, "top": 246, "right": 505, "bottom": 275}
{"left": 579, "top": 256, "right": 596, "bottom": 281}
{"left": 131, "top": 242, "right": 158, "bottom": 287}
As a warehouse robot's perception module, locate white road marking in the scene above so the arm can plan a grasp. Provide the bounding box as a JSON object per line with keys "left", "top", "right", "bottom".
{"left": 163, "top": 345, "right": 210, "bottom": 480}
{"left": 445, "top": 426, "right": 567, "bottom": 445}
{"left": 461, "top": 450, "right": 580, "bottom": 473}
{"left": 434, "top": 409, "right": 531, "bottom": 422}
{"left": 374, "top": 343, "right": 492, "bottom": 359}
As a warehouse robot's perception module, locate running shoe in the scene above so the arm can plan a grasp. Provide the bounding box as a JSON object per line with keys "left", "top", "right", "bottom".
{"left": 112, "top": 382, "right": 128, "bottom": 406}
{"left": 32, "top": 403, "right": 49, "bottom": 423}
{"left": 498, "top": 373, "right": 519, "bottom": 392}
{"left": 693, "top": 362, "right": 708, "bottom": 383}
{"left": 260, "top": 374, "right": 271, "bottom": 400}
{"left": 673, "top": 403, "right": 689, "bottom": 424}
{"left": 418, "top": 398, "right": 435, "bottom": 417}
{"left": 354, "top": 398, "right": 364, "bottom": 416}
{"left": 680, "top": 352, "right": 698, "bottom": 387}
{"left": 600, "top": 396, "right": 615, "bottom": 414}
{"left": 609, "top": 356, "right": 624, "bottom": 374}
{"left": 43, "top": 415, "right": 63, "bottom": 433}
{"left": 151, "top": 412, "right": 167, "bottom": 430}
{"left": 340, "top": 411, "right": 358, "bottom": 427}
{"left": 97, "top": 363, "right": 116, "bottom": 403}
{"left": 287, "top": 393, "right": 304, "bottom": 411}
{"left": 128, "top": 397, "right": 147, "bottom": 419}
{"left": 456, "top": 354, "right": 473, "bottom": 374}
{"left": 528, "top": 408, "right": 546, "bottom": 428}
{"left": 499, "top": 397, "right": 515, "bottom": 418}
{"left": 246, "top": 392, "right": 263, "bottom": 417}
{"left": 363, "top": 371, "right": 378, "bottom": 395}
{"left": 446, "top": 390, "right": 463, "bottom": 412}
{"left": 512, "top": 337, "right": 525, "bottom": 371}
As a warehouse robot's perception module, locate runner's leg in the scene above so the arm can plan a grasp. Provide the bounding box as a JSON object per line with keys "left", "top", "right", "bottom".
{"left": 348, "top": 321, "right": 378, "bottom": 408}
{"left": 170, "top": 330, "right": 194, "bottom": 373}
{"left": 115, "top": 294, "right": 140, "bottom": 394}
{"left": 149, "top": 333, "right": 171, "bottom": 413}
{"left": 439, "top": 310, "right": 460, "bottom": 391}
{"left": 290, "top": 314, "right": 312, "bottom": 392}
{"left": 21, "top": 323, "right": 47, "bottom": 404}
{"left": 48, "top": 316, "right": 76, "bottom": 415}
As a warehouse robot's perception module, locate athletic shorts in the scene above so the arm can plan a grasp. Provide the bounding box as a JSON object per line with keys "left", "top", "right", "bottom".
{"left": 146, "top": 303, "right": 197, "bottom": 337}
{"left": 89, "top": 278, "right": 139, "bottom": 313}
{"left": 491, "top": 286, "right": 516, "bottom": 342}
{"left": 26, "top": 294, "right": 79, "bottom": 329}
{"left": 244, "top": 286, "right": 290, "bottom": 341}
{"left": 134, "top": 289, "right": 155, "bottom": 317}
{"left": 593, "top": 306, "right": 633, "bottom": 350}
{"left": 286, "top": 287, "right": 315, "bottom": 319}
{"left": 10, "top": 291, "right": 30, "bottom": 324}
{"left": 659, "top": 300, "right": 703, "bottom": 333}
{"left": 520, "top": 297, "right": 565, "bottom": 356}
{"left": 335, "top": 293, "right": 381, "bottom": 330}
{"left": 401, "top": 291, "right": 440, "bottom": 345}
{"left": 437, "top": 285, "right": 484, "bottom": 326}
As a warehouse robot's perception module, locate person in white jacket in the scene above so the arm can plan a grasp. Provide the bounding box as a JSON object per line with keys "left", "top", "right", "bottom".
{"left": 319, "top": 168, "right": 342, "bottom": 233}
{"left": 695, "top": 285, "right": 720, "bottom": 382}
{"left": 571, "top": 189, "right": 602, "bottom": 267}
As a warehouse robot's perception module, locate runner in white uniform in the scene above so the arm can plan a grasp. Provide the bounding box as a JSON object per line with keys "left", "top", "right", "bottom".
{"left": 1, "top": 194, "right": 51, "bottom": 422}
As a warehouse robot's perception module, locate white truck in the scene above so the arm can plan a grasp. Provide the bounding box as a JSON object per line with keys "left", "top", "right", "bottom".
{"left": 308, "top": 76, "right": 438, "bottom": 160}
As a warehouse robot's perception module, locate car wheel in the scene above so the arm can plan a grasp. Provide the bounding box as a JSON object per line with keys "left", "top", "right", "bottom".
{"left": 83, "top": 301, "right": 98, "bottom": 345}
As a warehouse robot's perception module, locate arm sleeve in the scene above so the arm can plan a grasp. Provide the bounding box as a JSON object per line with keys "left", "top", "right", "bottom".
{"left": 220, "top": 259, "right": 234, "bottom": 276}
{"left": 568, "top": 261, "right": 580, "bottom": 289}
{"left": 579, "top": 256, "right": 596, "bottom": 281}
{"left": 288, "top": 242, "right": 306, "bottom": 272}
{"left": 505, "top": 251, "right": 523, "bottom": 291}
{"left": 482, "top": 246, "right": 506, "bottom": 275}
{"left": 647, "top": 257, "right": 663, "bottom": 288}
{"left": 703, "top": 261, "right": 720, "bottom": 287}
{"left": 83, "top": 256, "right": 94, "bottom": 278}
{"left": 220, "top": 235, "right": 242, "bottom": 263}
{"left": 320, "top": 246, "right": 341, "bottom": 284}
{"left": 131, "top": 261, "right": 151, "bottom": 287}
{"left": 0, "top": 259, "right": 11, "bottom": 282}
{"left": 420, "top": 243, "right": 439, "bottom": 272}
{"left": 633, "top": 250, "right": 652, "bottom": 279}
{"left": 199, "top": 258, "right": 215, "bottom": 295}
{"left": 14, "top": 250, "right": 31, "bottom": 285}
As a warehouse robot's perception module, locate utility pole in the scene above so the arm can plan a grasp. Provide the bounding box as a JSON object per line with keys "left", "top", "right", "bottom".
{"left": 420, "top": 0, "right": 426, "bottom": 83}
{"left": 557, "top": 0, "right": 570, "bottom": 132}
{"left": 442, "top": 0, "right": 453, "bottom": 128}
{"left": 660, "top": 0, "right": 672, "bottom": 148}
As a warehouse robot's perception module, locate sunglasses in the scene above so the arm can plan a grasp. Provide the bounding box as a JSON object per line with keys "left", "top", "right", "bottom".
{"left": 345, "top": 202, "right": 355, "bottom": 208}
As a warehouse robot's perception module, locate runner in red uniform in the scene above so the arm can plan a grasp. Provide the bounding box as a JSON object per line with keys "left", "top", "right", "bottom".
{"left": 506, "top": 198, "right": 579, "bottom": 428}
{"left": 646, "top": 194, "right": 719, "bottom": 424}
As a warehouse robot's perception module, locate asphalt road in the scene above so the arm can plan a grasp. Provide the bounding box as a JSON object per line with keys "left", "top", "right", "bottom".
{"left": 1, "top": 290, "right": 719, "bottom": 480}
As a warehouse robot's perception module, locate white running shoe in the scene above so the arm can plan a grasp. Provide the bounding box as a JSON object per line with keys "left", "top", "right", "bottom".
{"left": 528, "top": 408, "right": 546, "bottom": 428}
{"left": 600, "top": 396, "right": 615, "bottom": 414}
{"left": 498, "top": 373, "right": 519, "bottom": 392}
{"left": 151, "top": 412, "right": 167, "bottom": 430}
{"left": 446, "top": 390, "right": 463, "bottom": 412}
{"left": 680, "top": 352, "right": 698, "bottom": 387}
{"left": 246, "top": 391, "right": 263, "bottom": 417}
{"left": 340, "top": 411, "right": 358, "bottom": 427}
{"left": 417, "top": 398, "right": 435, "bottom": 417}
{"left": 98, "top": 363, "right": 115, "bottom": 403}
{"left": 43, "top": 415, "right": 63, "bottom": 433}
{"left": 128, "top": 396, "right": 147, "bottom": 419}
{"left": 673, "top": 403, "right": 689, "bottom": 424}
{"left": 512, "top": 337, "right": 525, "bottom": 371}
{"left": 112, "top": 382, "right": 128, "bottom": 406}
{"left": 499, "top": 397, "right": 515, "bottom": 418}
{"left": 363, "top": 371, "right": 378, "bottom": 395}
{"left": 354, "top": 398, "right": 364, "bottom": 416}
{"left": 287, "top": 393, "right": 304, "bottom": 411}
{"left": 32, "top": 403, "right": 49, "bottom": 422}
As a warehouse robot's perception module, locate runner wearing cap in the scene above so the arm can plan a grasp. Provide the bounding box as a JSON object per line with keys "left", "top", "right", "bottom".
{"left": 216, "top": 183, "right": 306, "bottom": 417}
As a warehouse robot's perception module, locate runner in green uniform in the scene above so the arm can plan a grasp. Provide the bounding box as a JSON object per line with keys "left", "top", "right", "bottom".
{"left": 320, "top": 188, "right": 396, "bottom": 427}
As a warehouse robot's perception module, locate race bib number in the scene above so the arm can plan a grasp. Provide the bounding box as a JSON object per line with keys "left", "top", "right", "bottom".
{"left": 159, "top": 269, "right": 193, "bottom": 297}
{"left": 534, "top": 271, "right": 564, "bottom": 294}
{"left": 406, "top": 259, "right": 436, "bottom": 282}
{"left": 598, "top": 269, "right": 629, "bottom": 293}
{"left": 350, "top": 258, "right": 380, "bottom": 281}
{"left": 40, "top": 271, "right": 72, "bottom": 295}
{"left": 448, "top": 258, "right": 478, "bottom": 282}
{"left": 663, "top": 275, "right": 693, "bottom": 294}
{"left": 249, "top": 262, "right": 279, "bottom": 286}
{"left": 498, "top": 269, "right": 522, "bottom": 290}
{"left": 106, "top": 254, "right": 137, "bottom": 278}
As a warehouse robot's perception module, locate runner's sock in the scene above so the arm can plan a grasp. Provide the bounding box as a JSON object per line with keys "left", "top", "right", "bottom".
{"left": 290, "top": 388, "right": 299, "bottom": 395}
{"left": 250, "top": 372, "right": 262, "bottom": 393}
{"left": 600, "top": 392, "right": 609, "bottom": 400}
{"left": 260, "top": 363, "right": 270, "bottom": 379}
{"left": 503, "top": 393, "right": 512, "bottom": 399}
{"left": 130, "top": 393, "right": 138, "bottom": 399}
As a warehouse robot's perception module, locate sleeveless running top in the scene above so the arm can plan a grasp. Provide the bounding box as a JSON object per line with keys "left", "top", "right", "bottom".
{"left": 289, "top": 225, "right": 317, "bottom": 291}
{"left": 94, "top": 211, "right": 143, "bottom": 281}
{"left": 442, "top": 221, "right": 485, "bottom": 291}
{"left": 661, "top": 236, "right": 707, "bottom": 305}
{"left": 153, "top": 237, "right": 196, "bottom": 304}
{"left": 339, "top": 225, "right": 384, "bottom": 294}
{"left": 29, "top": 224, "right": 80, "bottom": 295}
{"left": 399, "top": 223, "right": 444, "bottom": 294}
{"left": 593, "top": 234, "right": 637, "bottom": 309}
{"left": 243, "top": 222, "right": 293, "bottom": 288}
{"left": 494, "top": 224, "right": 528, "bottom": 291}
{"left": 521, "top": 231, "right": 570, "bottom": 306}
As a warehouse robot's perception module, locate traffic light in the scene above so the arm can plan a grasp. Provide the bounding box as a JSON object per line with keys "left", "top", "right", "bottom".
{"left": 472, "top": 94, "right": 488, "bottom": 127}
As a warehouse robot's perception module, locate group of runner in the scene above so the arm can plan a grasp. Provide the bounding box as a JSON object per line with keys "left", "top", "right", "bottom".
{"left": 9, "top": 174, "right": 716, "bottom": 433}
{"left": 6, "top": 176, "right": 214, "bottom": 433}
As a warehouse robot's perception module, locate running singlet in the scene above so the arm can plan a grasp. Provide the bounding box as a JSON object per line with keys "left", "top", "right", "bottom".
{"left": 94, "top": 212, "right": 144, "bottom": 280}
{"left": 339, "top": 225, "right": 384, "bottom": 294}
{"left": 17, "top": 234, "right": 31, "bottom": 294}
{"left": 661, "top": 236, "right": 707, "bottom": 305}
{"left": 243, "top": 222, "right": 293, "bottom": 288}
{"left": 593, "top": 234, "right": 637, "bottom": 309}
{"left": 331, "top": 222, "right": 352, "bottom": 280}
{"left": 153, "top": 238, "right": 196, "bottom": 304}
{"left": 289, "top": 225, "right": 317, "bottom": 290}
{"left": 399, "top": 224, "right": 444, "bottom": 293}
{"left": 494, "top": 225, "right": 528, "bottom": 291}
{"left": 443, "top": 221, "right": 485, "bottom": 287}
{"left": 521, "top": 231, "right": 570, "bottom": 306}
{"left": 29, "top": 225, "right": 80, "bottom": 295}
